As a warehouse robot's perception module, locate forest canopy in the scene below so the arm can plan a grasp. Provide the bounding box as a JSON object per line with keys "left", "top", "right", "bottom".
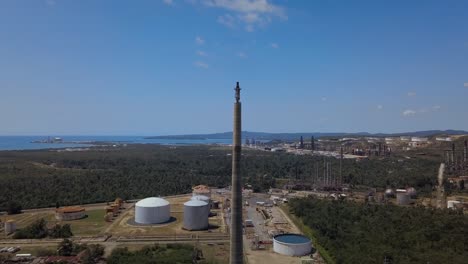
{"left": 0, "top": 144, "right": 440, "bottom": 210}
{"left": 289, "top": 197, "right": 468, "bottom": 264}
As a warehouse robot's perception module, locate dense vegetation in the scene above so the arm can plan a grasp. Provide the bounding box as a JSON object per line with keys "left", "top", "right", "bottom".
{"left": 35, "top": 239, "right": 104, "bottom": 264}
{"left": 289, "top": 197, "right": 468, "bottom": 264}
{"left": 107, "top": 244, "right": 202, "bottom": 264}
{"left": 0, "top": 144, "right": 441, "bottom": 210}
{"left": 6, "top": 201, "right": 22, "bottom": 214}
{"left": 13, "top": 218, "right": 73, "bottom": 239}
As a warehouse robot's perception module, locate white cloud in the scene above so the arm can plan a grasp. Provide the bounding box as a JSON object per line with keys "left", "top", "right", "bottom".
{"left": 245, "top": 24, "right": 255, "bottom": 32}
{"left": 163, "top": 0, "right": 174, "bottom": 5}
{"left": 240, "top": 12, "right": 261, "bottom": 23}
{"left": 464, "top": 82, "right": 468, "bottom": 87}
{"left": 195, "top": 36, "right": 205, "bottom": 45}
{"left": 407, "top": 91, "right": 416, "bottom": 97}
{"left": 203, "top": 0, "right": 285, "bottom": 16}
{"left": 237, "top": 52, "right": 247, "bottom": 58}
{"left": 377, "top": 105, "right": 383, "bottom": 110}
{"left": 194, "top": 61, "right": 209, "bottom": 68}
{"left": 203, "top": 0, "right": 286, "bottom": 31}
{"left": 402, "top": 109, "right": 417, "bottom": 116}
{"left": 270, "top": 43, "right": 279, "bottom": 48}
{"left": 321, "top": 97, "right": 327, "bottom": 102}
{"left": 432, "top": 105, "right": 441, "bottom": 111}
{"left": 196, "top": 50, "right": 207, "bottom": 56}
{"left": 217, "top": 14, "right": 236, "bottom": 28}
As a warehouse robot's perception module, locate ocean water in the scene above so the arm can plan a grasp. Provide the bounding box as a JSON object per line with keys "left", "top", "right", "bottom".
{"left": 0, "top": 136, "right": 233, "bottom": 151}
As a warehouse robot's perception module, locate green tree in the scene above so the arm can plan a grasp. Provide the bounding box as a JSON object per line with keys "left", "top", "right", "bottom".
{"left": 58, "top": 238, "right": 74, "bottom": 256}
{"left": 7, "top": 201, "right": 22, "bottom": 215}
{"left": 80, "top": 244, "right": 105, "bottom": 264}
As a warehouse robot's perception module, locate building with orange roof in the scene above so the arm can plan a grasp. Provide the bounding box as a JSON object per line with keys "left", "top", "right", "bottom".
{"left": 192, "top": 185, "right": 211, "bottom": 198}
{"left": 55, "top": 206, "right": 86, "bottom": 221}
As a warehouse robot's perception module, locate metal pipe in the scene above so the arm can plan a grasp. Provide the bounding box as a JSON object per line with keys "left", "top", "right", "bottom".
{"left": 464, "top": 140, "right": 467, "bottom": 164}
{"left": 451, "top": 143, "right": 455, "bottom": 165}
{"left": 340, "top": 146, "right": 343, "bottom": 186}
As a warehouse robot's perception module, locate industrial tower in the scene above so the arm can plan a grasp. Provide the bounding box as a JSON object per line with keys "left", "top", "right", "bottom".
{"left": 230, "top": 82, "right": 243, "bottom": 264}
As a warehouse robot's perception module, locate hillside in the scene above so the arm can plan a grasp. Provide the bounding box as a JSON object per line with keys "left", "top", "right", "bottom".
{"left": 146, "top": 130, "right": 468, "bottom": 141}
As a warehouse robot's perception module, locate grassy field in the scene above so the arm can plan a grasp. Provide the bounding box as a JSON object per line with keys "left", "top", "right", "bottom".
{"left": 111, "top": 243, "right": 228, "bottom": 264}
{"left": 0, "top": 209, "right": 109, "bottom": 238}
{"left": 107, "top": 195, "right": 226, "bottom": 237}
{"left": 0, "top": 211, "right": 55, "bottom": 238}
{"left": 16, "top": 245, "right": 57, "bottom": 256}
{"left": 199, "top": 243, "right": 229, "bottom": 264}
{"left": 68, "top": 209, "right": 109, "bottom": 236}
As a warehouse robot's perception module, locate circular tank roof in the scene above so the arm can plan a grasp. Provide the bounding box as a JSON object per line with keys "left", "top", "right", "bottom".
{"left": 191, "top": 195, "right": 210, "bottom": 201}
{"left": 136, "top": 197, "right": 169, "bottom": 207}
{"left": 184, "top": 200, "right": 208, "bottom": 207}
{"left": 274, "top": 234, "right": 311, "bottom": 244}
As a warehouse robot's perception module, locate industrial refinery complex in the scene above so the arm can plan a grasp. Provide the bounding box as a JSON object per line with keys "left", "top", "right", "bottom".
{"left": 1, "top": 84, "right": 467, "bottom": 264}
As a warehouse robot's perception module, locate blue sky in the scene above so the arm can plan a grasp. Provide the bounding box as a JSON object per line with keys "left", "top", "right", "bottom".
{"left": 0, "top": 0, "right": 467, "bottom": 135}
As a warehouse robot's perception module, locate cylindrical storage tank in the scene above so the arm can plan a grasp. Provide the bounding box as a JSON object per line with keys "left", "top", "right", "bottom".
{"left": 192, "top": 185, "right": 211, "bottom": 198}
{"left": 191, "top": 195, "right": 211, "bottom": 214}
{"left": 406, "top": 187, "right": 417, "bottom": 198}
{"left": 384, "top": 188, "right": 395, "bottom": 198}
{"left": 396, "top": 192, "right": 410, "bottom": 205}
{"left": 135, "top": 197, "right": 170, "bottom": 224}
{"left": 104, "top": 212, "right": 113, "bottom": 222}
{"left": 191, "top": 195, "right": 210, "bottom": 203}
{"left": 115, "top": 198, "right": 123, "bottom": 207}
{"left": 4, "top": 220, "right": 16, "bottom": 235}
{"left": 447, "top": 200, "right": 461, "bottom": 209}
{"left": 55, "top": 207, "right": 86, "bottom": 221}
{"left": 183, "top": 200, "right": 209, "bottom": 230}
{"left": 273, "top": 234, "right": 312, "bottom": 256}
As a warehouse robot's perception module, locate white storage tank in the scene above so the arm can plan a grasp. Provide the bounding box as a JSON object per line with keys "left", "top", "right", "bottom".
{"left": 384, "top": 188, "right": 395, "bottom": 198}
{"left": 135, "top": 197, "right": 170, "bottom": 224}
{"left": 273, "top": 234, "right": 312, "bottom": 256}
{"left": 406, "top": 187, "right": 417, "bottom": 198}
{"left": 183, "top": 200, "right": 209, "bottom": 231}
{"left": 191, "top": 195, "right": 210, "bottom": 203}
{"left": 191, "top": 195, "right": 211, "bottom": 216}
{"left": 447, "top": 200, "right": 461, "bottom": 209}
{"left": 4, "top": 220, "right": 16, "bottom": 235}
{"left": 192, "top": 195, "right": 211, "bottom": 209}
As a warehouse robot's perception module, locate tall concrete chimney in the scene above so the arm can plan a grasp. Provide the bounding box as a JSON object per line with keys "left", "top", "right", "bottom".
{"left": 230, "top": 82, "right": 243, "bottom": 264}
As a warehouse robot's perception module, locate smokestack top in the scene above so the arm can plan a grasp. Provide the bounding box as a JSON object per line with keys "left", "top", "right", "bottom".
{"left": 235, "top": 82, "right": 241, "bottom": 103}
